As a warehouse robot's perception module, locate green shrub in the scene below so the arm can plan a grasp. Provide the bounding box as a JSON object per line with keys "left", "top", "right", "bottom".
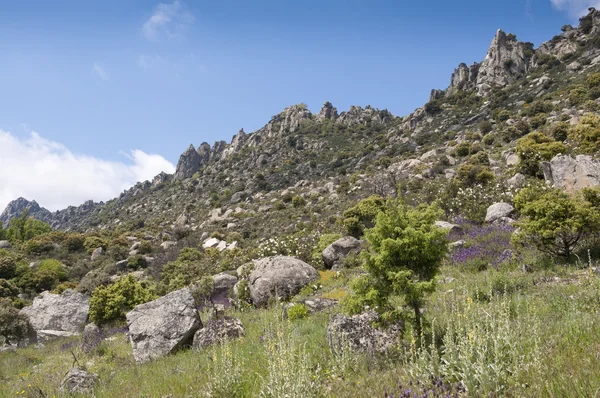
{"left": 23, "top": 237, "right": 54, "bottom": 255}
{"left": 482, "top": 134, "right": 495, "bottom": 146}
{"left": 89, "top": 275, "right": 155, "bottom": 325}
{"left": 551, "top": 121, "right": 569, "bottom": 141}
{"left": 274, "top": 200, "right": 286, "bottom": 210}
{"left": 0, "top": 279, "right": 19, "bottom": 298}
{"left": 127, "top": 255, "right": 148, "bottom": 270}
{"left": 0, "top": 298, "right": 33, "bottom": 345}
{"left": 343, "top": 199, "right": 448, "bottom": 334}
{"left": 569, "top": 86, "right": 588, "bottom": 106}
{"left": 568, "top": 114, "right": 600, "bottom": 153}
{"left": 84, "top": 236, "right": 108, "bottom": 254}
{"left": 287, "top": 304, "right": 309, "bottom": 321}
{"left": 38, "top": 259, "right": 68, "bottom": 282}
{"left": 514, "top": 120, "right": 531, "bottom": 136}
{"left": 5, "top": 210, "right": 52, "bottom": 244}
{"left": 494, "top": 109, "right": 511, "bottom": 122}
{"left": 587, "top": 72, "right": 600, "bottom": 88}
{"left": 516, "top": 132, "right": 566, "bottom": 177}
{"left": 530, "top": 113, "right": 547, "bottom": 129}
{"left": 291, "top": 196, "right": 306, "bottom": 208}
{"left": 342, "top": 195, "right": 385, "bottom": 238}
{"left": 0, "top": 256, "right": 16, "bottom": 279}
{"left": 64, "top": 234, "right": 85, "bottom": 252}
{"left": 138, "top": 240, "right": 152, "bottom": 254}
{"left": 513, "top": 187, "right": 600, "bottom": 258}
{"left": 455, "top": 142, "right": 470, "bottom": 157}
{"left": 478, "top": 120, "right": 493, "bottom": 134}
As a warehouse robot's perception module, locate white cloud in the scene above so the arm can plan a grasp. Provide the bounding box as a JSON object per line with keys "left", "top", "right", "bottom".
{"left": 142, "top": 1, "right": 194, "bottom": 41}
{"left": 92, "top": 63, "right": 109, "bottom": 81}
{"left": 550, "top": 0, "right": 600, "bottom": 18}
{"left": 0, "top": 130, "right": 175, "bottom": 212}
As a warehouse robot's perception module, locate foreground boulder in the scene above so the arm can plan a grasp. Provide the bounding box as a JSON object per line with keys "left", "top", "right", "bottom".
{"left": 542, "top": 154, "right": 600, "bottom": 194}
{"left": 247, "top": 256, "right": 319, "bottom": 306}
{"left": 126, "top": 288, "right": 202, "bottom": 362}
{"left": 60, "top": 368, "right": 99, "bottom": 395}
{"left": 193, "top": 316, "right": 245, "bottom": 349}
{"left": 485, "top": 202, "right": 515, "bottom": 223}
{"left": 0, "top": 240, "right": 11, "bottom": 249}
{"left": 322, "top": 236, "right": 362, "bottom": 270}
{"left": 327, "top": 311, "right": 403, "bottom": 354}
{"left": 20, "top": 289, "right": 89, "bottom": 333}
{"left": 212, "top": 272, "right": 238, "bottom": 302}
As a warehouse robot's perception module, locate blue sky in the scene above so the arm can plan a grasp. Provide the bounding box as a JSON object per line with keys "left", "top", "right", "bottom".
{"left": 0, "top": 0, "right": 595, "bottom": 210}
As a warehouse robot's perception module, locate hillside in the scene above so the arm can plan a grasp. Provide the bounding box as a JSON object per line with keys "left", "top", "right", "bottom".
{"left": 3, "top": 8, "right": 600, "bottom": 398}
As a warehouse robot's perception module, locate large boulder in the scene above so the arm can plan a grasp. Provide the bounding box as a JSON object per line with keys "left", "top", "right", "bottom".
{"left": 193, "top": 316, "right": 246, "bottom": 349}
{"left": 322, "top": 236, "right": 362, "bottom": 270}
{"left": 327, "top": 311, "right": 403, "bottom": 354}
{"left": 247, "top": 256, "right": 319, "bottom": 306}
{"left": 126, "top": 288, "right": 202, "bottom": 362}
{"left": 485, "top": 203, "right": 515, "bottom": 223}
{"left": 60, "top": 368, "right": 99, "bottom": 395}
{"left": 20, "top": 289, "right": 89, "bottom": 333}
{"left": 0, "top": 240, "right": 12, "bottom": 249}
{"left": 542, "top": 154, "right": 600, "bottom": 194}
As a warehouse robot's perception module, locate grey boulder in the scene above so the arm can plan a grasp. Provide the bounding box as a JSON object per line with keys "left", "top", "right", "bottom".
{"left": 485, "top": 202, "right": 515, "bottom": 223}
{"left": 322, "top": 236, "right": 362, "bottom": 270}
{"left": 60, "top": 368, "right": 99, "bottom": 395}
{"left": 542, "top": 154, "right": 600, "bottom": 194}
{"left": 20, "top": 289, "right": 89, "bottom": 333}
{"left": 247, "top": 256, "right": 319, "bottom": 306}
{"left": 0, "top": 240, "right": 12, "bottom": 249}
{"left": 193, "top": 316, "right": 246, "bottom": 349}
{"left": 327, "top": 310, "right": 403, "bottom": 354}
{"left": 126, "top": 288, "right": 202, "bottom": 362}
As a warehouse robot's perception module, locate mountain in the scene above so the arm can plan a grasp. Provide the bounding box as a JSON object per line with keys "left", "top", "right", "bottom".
{"left": 3, "top": 8, "right": 600, "bottom": 234}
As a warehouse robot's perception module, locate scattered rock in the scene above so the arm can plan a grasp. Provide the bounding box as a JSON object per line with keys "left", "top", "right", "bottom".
{"left": 434, "top": 221, "right": 464, "bottom": 238}
{"left": 160, "top": 241, "right": 177, "bottom": 251}
{"left": 90, "top": 247, "right": 104, "bottom": 261}
{"left": 0, "top": 240, "right": 12, "bottom": 249}
{"left": 20, "top": 289, "right": 89, "bottom": 333}
{"left": 193, "top": 317, "right": 246, "bottom": 349}
{"left": 246, "top": 256, "right": 319, "bottom": 306}
{"left": 203, "top": 238, "right": 220, "bottom": 249}
{"left": 322, "top": 236, "right": 362, "bottom": 270}
{"left": 507, "top": 172, "right": 526, "bottom": 187}
{"left": 126, "top": 288, "right": 202, "bottom": 362}
{"left": 212, "top": 272, "right": 238, "bottom": 300}
{"left": 485, "top": 203, "right": 515, "bottom": 223}
{"left": 37, "top": 330, "right": 77, "bottom": 341}
{"left": 327, "top": 311, "right": 403, "bottom": 354}
{"left": 283, "top": 298, "right": 338, "bottom": 318}
{"left": 60, "top": 368, "right": 99, "bottom": 395}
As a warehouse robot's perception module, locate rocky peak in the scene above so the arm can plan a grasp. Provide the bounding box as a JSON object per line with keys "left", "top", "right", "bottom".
{"left": 174, "top": 144, "right": 204, "bottom": 181}
{"left": 0, "top": 197, "right": 53, "bottom": 228}
{"left": 316, "top": 101, "right": 338, "bottom": 122}
{"left": 262, "top": 104, "right": 313, "bottom": 137}
{"left": 475, "top": 29, "right": 533, "bottom": 95}
{"left": 336, "top": 105, "right": 393, "bottom": 127}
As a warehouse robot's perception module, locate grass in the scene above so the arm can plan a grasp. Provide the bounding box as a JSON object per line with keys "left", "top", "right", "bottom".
{"left": 3, "top": 263, "right": 600, "bottom": 397}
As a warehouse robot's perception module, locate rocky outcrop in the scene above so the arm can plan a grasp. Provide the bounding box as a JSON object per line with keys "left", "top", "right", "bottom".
{"left": 336, "top": 105, "right": 393, "bottom": 127}
{"left": 0, "top": 240, "right": 11, "bottom": 249}
{"left": 316, "top": 101, "right": 338, "bottom": 122}
{"left": 485, "top": 203, "right": 515, "bottom": 224}
{"left": 447, "top": 63, "right": 480, "bottom": 95}
{"left": 126, "top": 288, "right": 202, "bottom": 362}
{"left": 434, "top": 221, "right": 464, "bottom": 238}
{"left": 174, "top": 144, "right": 204, "bottom": 180}
{"left": 322, "top": 236, "right": 362, "bottom": 270}
{"left": 327, "top": 311, "right": 403, "bottom": 354}
{"left": 193, "top": 316, "right": 245, "bottom": 349}
{"left": 60, "top": 368, "right": 99, "bottom": 395}
{"left": 542, "top": 154, "right": 600, "bottom": 194}
{"left": 20, "top": 289, "right": 89, "bottom": 333}
{"left": 246, "top": 256, "right": 319, "bottom": 306}
{"left": 475, "top": 30, "right": 533, "bottom": 96}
